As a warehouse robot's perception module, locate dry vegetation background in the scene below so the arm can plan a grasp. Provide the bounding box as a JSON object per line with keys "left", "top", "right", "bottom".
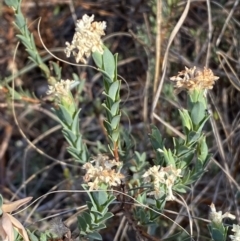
{"left": 0, "top": 0, "right": 240, "bottom": 240}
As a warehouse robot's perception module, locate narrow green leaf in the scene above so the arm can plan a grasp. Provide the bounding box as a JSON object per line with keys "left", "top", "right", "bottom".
{"left": 108, "top": 81, "right": 120, "bottom": 101}
{"left": 84, "top": 190, "right": 99, "bottom": 211}
{"left": 82, "top": 212, "right": 92, "bottom": 225}
{"left": 191, "top": 101, "right": 205, "bottom": 126}
{"left": 163, "top": 148, "right": 175, "bottom": 167}
{"left": 98, "top": 212, "right": 114, "bottom": 223}
{"left": 179, "top": 109, "right": 192, "bottom": 131}
{"left": 102, "top": 103, "right": 113, "bottom": 117}
{"left": 75, "top": 135, "right": 82, "bottom": 150}
{"left": 55, "top": 105, "right": 72, "bottom": 126}
{"left": 111, "top": 129, "right": 120, "bottom": 142}
{"left": 92, "top": 51, "right": 103, "bottom": 69}
{"left": 67, "top": 146, "right": 87, "bottom": 163}
{"left": 5, "top": 0, "right": 19, "bottom": 9}
{"left": 197, "top": 115, "right": 210, "bottom": 133}
{"left": 15, "top": 14, "right": 25, "bottom": 30}
{"left": 187, "top": 131, "right": 201, "bottom": 146}
{"left": 198, "top": 136, "right": 208, "bottom": 162}
{"left": 113, "top": 53, "right": 118, "bottom": 81}
{"left": 62, "top": 129, "right": 76, "bottom": 145}
{"left": 39, "top": 233, "right": 47, "bottom": 241}
{"left": 97, "top": 191, "right": 108, "bottom": 206}
{"left": 209, "top": 227, "right": 226, "bottom": 241}
{"left": 71, "top": 109, "right": 81, "bottom": 134}
{"left": 27, "top": 231, "right": 39, "bottom": 241}
{"left": 103, "top": 120, "right": 111, "bottom": 132}
{"left": 86, "top": 232, "right": 102, "bottom": 240}
{"left": 149, "top": 125, "right": 164, "bottom": 150}
{"left": 78, "top": 216, "right": 88, "bottom": 233}
{"left": 7, "top": 86, "right": 22, "bottom": 100}
{"left": 101, "top": 196, "right": 116, "bottom": 214}
{"left": 16, "top": 35, "right": 31, "bottom": 48}
{"left": 103, "top": 47, "right": 115, "bottom": 79}
{"left": 51, "top": 61, "right": 62, "bottom": 80}
{"left": 110, "top": 115, "right": 121, "bottom": 130}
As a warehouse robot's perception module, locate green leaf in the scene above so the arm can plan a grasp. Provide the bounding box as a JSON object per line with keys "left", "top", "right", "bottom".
{"left": 102, "top": 103, "right": 113, "bottom": 118}
{"left": 110, "top": 100, "right": 120, "bottom": 116}
{"left": 86, "top": 232, "right": 102, "bottom": 240}
{"left": 54, "top": 105, "right": 72, "bottom": 126}
{"left": 149, "top": 125, "right": 164, "bottom": 150}
{"left": 177, "top": 146, "right": 192, "bottom": 157}
{"left": 84, "top": 190, "right": 99, "bottom": 211}
{"left": 71, "top": 109, "right": 81, "bottom": 134}
{"left": 189, "top": 89, "right": 206, "bottom": 105}
{"left": 208, "top": 225, "right": 227, "bottom": 241}
{"left": 5, "top": 0, "right": 19, "bottom": 9}
{"left": 113, "top": 53, "right": 118, "bottom": 81}
{"left": 103, "top": 47, "right": 115, "bottom": 79}
{"left": 96, "top": 191, "right": 108, "bottom": 206}
{"left": 163, "top": 148, "right": 175, "bottom": 167}
{"left": 62, "top": 129, "right": 76, "bottom": 145}
{"left": 75, "top": 135, "right": 83, "bottom": 150}
{"left": 187, "top": 131, "right": 201, "bottom": 146}
{"left": 16, "top": 35, "right": 31, "bottom": 48}
{"left": 15, "top": 14, "right": 25, "bottom": 31}
{"left": 111, "top": 128, "right": 120, "bottom": 142}
{"left": 39, "top": 232, "right": 47, "bottom": 241}
{"left": 92, "top": 51, "right": 103, "bottom": 69}
{"left": 100, "top": 69, "right": 114, "bottom": 83}
{"left": 67, "top": 145, "right": 88, "bottom": 163}
{"left": 101, "top": 195, "right": 115, "bottom": 214}
{"left": 198, "top": 136, "right": 208, "bottom": 162}
{"left": 82, "top": 212, "right": 92, "bottom": 226}
{"left": 108, "top": 80, "right": 120, "bottom": 101}
{"left": 50, "top": 61, "right": 62, "bottom": 80}
{"left": 103, "top": 120, "right": 111, "bottom": 133}
{"left": 27, "top": 230, "right": 39, "bottom": 241}
{"left": 196, "top": 115, "right": 210, "bottom": 133}
{"left": 156, "top": 197, "right": 166, "bottom": 211}
{"left": 110, "top": 115, "right": 121, "bottom": 130}
{"left": 78, "top": 216, "right": 88, "bottom": 234}
{"left": 7, "top": 86, "right": 22, "bottom": 100}
{"left": 173, "top": 184, "right": 188, "bottom": 193}
{"left": 191, "top": 101, "right": 205, "bottom": 126}
{"left": 98, "top": 212, "right": 114, "bottom": 223}
{"left": 179, "top": 109, "right": 193, "bottom": 131}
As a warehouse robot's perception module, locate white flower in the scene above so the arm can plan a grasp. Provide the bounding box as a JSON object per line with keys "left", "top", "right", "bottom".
{"left": 65, "top": 14, "right": 106, "bottom": 64}
{"left": 209, "top": 203, "right": 235, "bottom": 225}
{"left": 229, "top": 224, "right": 240, "bottom": 241}
{"left": 47, "top": 79, "right": 75, "bottom": 97}
{"left": 82, "top": 155, "right": 124, "bottom": 190}
{"left": 143, "top": 165, "right": 182, "bottom": 200}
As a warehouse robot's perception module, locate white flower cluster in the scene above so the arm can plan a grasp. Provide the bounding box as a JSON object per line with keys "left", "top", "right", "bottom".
{"left": 230, "top": 225, "right": 240, "bottom": 241}
{"left": 142, "top": 165, "right": 182, "bottom": 200}
{"left": 82, "top": 155, "right": 124, "bottom": 190}
{"left": 47, "top": 79, "right": 75, "bottom": 97}
{"left": 209, "top": 203, "right": 235, "bottom": 225}
{"left": 65, "top": 14, "right": 106, "bottom": 64}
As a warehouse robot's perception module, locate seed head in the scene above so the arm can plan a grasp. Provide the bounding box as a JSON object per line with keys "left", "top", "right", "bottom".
{"left": 170, "top": 66, "right": 219, "bottom": 93}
